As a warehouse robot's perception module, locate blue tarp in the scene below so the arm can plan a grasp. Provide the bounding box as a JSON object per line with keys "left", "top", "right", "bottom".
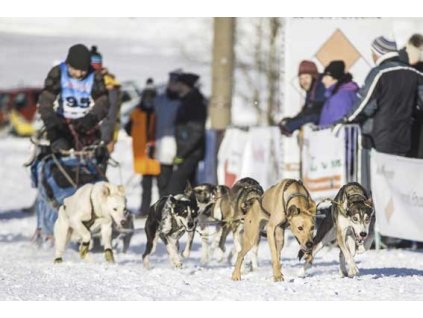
{"left": 32, "top": 156, "right": 104, "bottom": 236}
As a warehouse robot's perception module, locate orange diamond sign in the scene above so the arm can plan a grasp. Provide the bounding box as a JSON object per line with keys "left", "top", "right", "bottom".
{"left": 315, "top": 29, "right": 361, "bottom": 70}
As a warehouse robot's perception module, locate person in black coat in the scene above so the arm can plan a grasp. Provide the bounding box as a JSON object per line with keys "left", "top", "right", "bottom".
{"left": 334, "top": 36, "right": 423, "bottom": 191}
{"left": 165, "top": 73, "right": 207, "bottom": 195}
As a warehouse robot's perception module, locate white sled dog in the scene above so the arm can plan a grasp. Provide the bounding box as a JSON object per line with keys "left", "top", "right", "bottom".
{"left": 53, "top": 181, "right": 127, "bottom": 264}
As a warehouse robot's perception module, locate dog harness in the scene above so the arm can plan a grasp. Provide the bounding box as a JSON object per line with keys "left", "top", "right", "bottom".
{"left": 259, "top": 179, "right": 314, "bottom": 227}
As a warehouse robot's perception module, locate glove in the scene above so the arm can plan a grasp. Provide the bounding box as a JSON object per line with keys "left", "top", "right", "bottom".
{"left": 146, "top": 142, "right": 155, "bottom": 158}
{"left": 73, "top": 113, "right": 98, "bottom": 134}
{"left": 44, "top": 113, "right": 66, "bottom": 131}
{"left": 173, "top": 156, "right": 184, "bottom": 165}
{"left": 278, "top": 118, "right": 293, "bottom": 137}
{"left": 51, "top": 138, "right": 71, "bottom": 153}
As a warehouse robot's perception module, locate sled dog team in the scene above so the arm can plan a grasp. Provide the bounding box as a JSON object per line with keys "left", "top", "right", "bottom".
{"left": 53, "top": 178, "right": 375, "bottom": 281}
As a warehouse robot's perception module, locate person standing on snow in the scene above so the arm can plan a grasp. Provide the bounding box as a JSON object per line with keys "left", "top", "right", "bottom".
{"left": 38, "top": 44, "right": 109, "bottom": 152}
{"left": 165, "top": 72, "right": 207, "bottom": 195}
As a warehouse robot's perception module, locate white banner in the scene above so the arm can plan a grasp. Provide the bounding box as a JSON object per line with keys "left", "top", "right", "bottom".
{"left": 371, "top": 150, "right": 423, "bottom": 242}
{"left": 302, "top": 125, "right": 345, "bottom": 200}
{"left": 217, "top": 127, "right": 283, "bottom": 189}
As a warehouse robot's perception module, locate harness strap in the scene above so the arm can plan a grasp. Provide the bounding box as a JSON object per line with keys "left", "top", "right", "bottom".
{"left": 51, "top": 153, "right": 77, "bottom": 188}
{"left": 285, "top": 193, "right": 310, "bottom": 212}
{"left": 82, "top": 186, "right": 98, "bottom": 230}
{"left": 259, "top": 198, "right": 271, "bottom": 217}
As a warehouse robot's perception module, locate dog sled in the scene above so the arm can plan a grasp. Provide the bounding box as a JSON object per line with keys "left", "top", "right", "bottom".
{"left": 27, "top": 130, "right": 134, "bottom": 252}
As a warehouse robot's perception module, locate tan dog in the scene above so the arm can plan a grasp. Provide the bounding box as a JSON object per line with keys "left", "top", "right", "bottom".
{"left": 231, "top": 179, "right": 317, "bottom": 282}
{"left": 208, "top": 178, "right": 264, "bottom": 266}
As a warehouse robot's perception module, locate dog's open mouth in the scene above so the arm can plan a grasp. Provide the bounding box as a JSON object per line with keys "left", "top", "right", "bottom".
{"left": 354, "top": 233, "right": 366, "bottom": 244}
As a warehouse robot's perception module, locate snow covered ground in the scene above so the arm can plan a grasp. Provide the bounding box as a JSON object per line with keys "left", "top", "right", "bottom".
{"left": 1, "top": 135, "right": 423, "bottom": 301}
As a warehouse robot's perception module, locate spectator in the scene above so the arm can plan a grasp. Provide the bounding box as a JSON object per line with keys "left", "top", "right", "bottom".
{"left": 125, "top": 78, "right": 157, "bottom": 217}
{"left": 335, "top": 36, "right": 423, "bottom": 190}
{"left": 165, "top": 72, "right": 207, "bottom": 195}
{"left": 38, "top": 44, "right": 109, "bottom": 152}
{"left": 278, "top": 60, "right": 326, "bottom": 136}
{"left": 319, "top": 60, "right": 359, "bottom": 127}
{"left": 399, "top": 33, "right": 423, "bottom": 71}
{"left": 398, "top": 34, "right": 423, "bottom": 158}
{"left": 154, "top": 70, "right": 183, "bottom": 197}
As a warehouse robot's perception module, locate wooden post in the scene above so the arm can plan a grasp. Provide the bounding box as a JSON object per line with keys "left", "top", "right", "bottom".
{"left": 210, "top": 17, "right": 235, "bottom": 130}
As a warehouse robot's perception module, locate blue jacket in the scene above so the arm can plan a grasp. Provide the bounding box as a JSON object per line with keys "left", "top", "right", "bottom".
{"left": 319, "top": 81, "right": 359, "bottom": 127}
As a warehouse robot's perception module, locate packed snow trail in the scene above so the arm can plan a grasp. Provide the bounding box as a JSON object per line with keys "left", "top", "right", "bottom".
{"left": 1, "top": 136, "right": 423, "bottom": 300}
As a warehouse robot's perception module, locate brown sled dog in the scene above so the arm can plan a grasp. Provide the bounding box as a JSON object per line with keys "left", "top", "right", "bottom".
{"left": 231, "top": 179, "right": 317, "bottom": 282}
{"left": 207, "top": 178, "right": 264, "bottom": 265}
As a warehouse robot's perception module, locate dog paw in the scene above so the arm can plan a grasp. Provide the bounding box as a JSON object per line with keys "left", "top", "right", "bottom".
{"left": 273, "top": 275, "right": 284, "bottom": 282}
{"left": 79, "top": 242, "right": 89, "bottom": 259}
{"left": 200, "top": 256, "right": 209, "bottom": 266}
{"left": 348, "top": 264, "right": 360, "bottom": 278}
{"left": 54, "top": 258, "right": 63, "bottom": 264}
{"left": 174, "top": 262, "right": 183, "bottom": 269}
{"left": 104, "top": 249, "right": 115, "bottom": 264}
{"left": 339, "top": 268, "right": 347, "bottom": 278}
{"left": 273, "top": 273, "right": 284, "bottom": 282}
{"left": 182, "top": 250, "right": 190, "bottom": 258}
{"left": 231, "top": 271, "right": 241, "bottom": 281}
{"left": 215, "top": 249, "right": 225, "bottom": 263}
{"left": 143, "top": 257, "right": 151, "bottom": 270}
{"left": 297, "top": 267, "right": 307, "bottom": 278}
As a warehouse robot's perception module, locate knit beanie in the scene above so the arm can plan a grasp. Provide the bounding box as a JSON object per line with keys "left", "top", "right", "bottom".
{"left": 90, "top": 45, "right": 103, "bottom": 70}
{"left": 323, "top": 60, "right": 346, "bottom": 80}
{"left": 371, "top": 36, "right": 397, "bottom": 56}
{"left": 66, "top": 44, "right": 91, "bottom": 71}
{"left": 298, "top": 60, "right": 319, "bottom": 78}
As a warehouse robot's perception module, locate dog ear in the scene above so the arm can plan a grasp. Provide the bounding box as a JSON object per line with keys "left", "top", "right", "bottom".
{"left": 308, "top": 199, "right": 317, "bottom": 215}
{"left": 287, "top": 205, "right": 299, "bottom": 219}
{"left": 365, "top": 197, "right": 373, "bottom": 207}
{"left": 117, "top": 185, "right": 126, "bottom": 196}
{"left": 184, "top": 181, "right": 193, "bottom": 195}
{"left": 169, "top": 196, "right": 177, "bottom": 205}
{"left": 102, "top": 183, "right": 111, "bottom": 197}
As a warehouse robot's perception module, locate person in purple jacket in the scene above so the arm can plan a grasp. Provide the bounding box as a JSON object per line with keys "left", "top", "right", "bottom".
{"left": 319, "top": 60, "right": 359, "bottom": 127}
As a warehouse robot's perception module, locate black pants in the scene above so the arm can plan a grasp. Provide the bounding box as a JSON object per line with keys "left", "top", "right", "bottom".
{"left": 157, "top": 164, "right": 173, "bottom": 197}
{"left": 140, "top": 175, "right": 153, "bottom": 216}
{"left": 165, "top": 156, "right": 200, "bottom": 196}
{"left": 139, "top": 164, "right": 175, "bottom": 215}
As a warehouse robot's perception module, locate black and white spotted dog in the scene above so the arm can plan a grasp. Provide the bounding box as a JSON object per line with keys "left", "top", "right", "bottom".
{"left": 183, "top": 183, "right": 221, "bottom": 263}
{"left": 142, "top": 194, "right": 198, "bottom": 269}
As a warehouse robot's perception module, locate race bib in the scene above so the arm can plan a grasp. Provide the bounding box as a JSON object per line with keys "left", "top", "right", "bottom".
{"left": 58, "top": 62, "right": 95, "bottom": 119}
